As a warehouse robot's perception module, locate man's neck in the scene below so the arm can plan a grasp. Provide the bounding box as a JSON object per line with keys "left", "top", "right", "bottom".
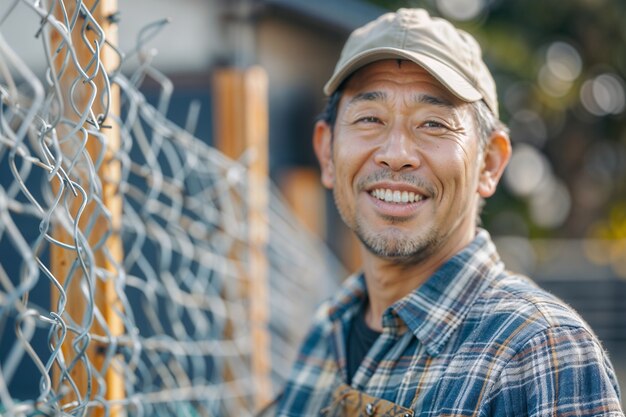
{"left": 360, "top": 233, "right": 475, "bottom": 332}
{"left": 360, "top": 255, "right": 437, "bottom": 331}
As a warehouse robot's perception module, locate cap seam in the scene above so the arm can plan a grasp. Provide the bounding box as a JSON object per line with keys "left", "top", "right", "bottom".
{"left": 400, "top": 14, "right": 408, "bottom": 50}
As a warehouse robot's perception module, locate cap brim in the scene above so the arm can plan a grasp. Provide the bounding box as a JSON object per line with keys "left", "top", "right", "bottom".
{"left": 323, "top": 47, "right": 483, "bottom": 104}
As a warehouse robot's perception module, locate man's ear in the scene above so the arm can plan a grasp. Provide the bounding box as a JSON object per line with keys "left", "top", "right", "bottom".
{"left": 313, "top": 120, "right": 335, "bottom": 189}
{"left": 477, "top": 130, "right": 511, "bottom": 198}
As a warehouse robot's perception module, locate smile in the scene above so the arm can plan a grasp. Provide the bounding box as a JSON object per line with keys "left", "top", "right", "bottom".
{"left": 370, "top": 188, "right": 424, "bottom": 204}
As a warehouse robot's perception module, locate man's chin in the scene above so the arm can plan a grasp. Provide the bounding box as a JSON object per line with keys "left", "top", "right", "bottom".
{"left": 356, "top": 231, "right": 435, "bottom": 264}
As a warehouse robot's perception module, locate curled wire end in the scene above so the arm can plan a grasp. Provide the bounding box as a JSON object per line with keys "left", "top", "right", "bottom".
{"left": 136, "top": 18, "right": 171, "bottom": 52}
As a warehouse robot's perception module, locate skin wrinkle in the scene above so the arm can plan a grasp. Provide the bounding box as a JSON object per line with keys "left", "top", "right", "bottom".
{"left": 348, "top": 91, "right": 386, "bottom": 106}
{"left": 322, "top": 61, "right": 482, "bottom": 264}
{"left": 321, "top": 79, "right": 503, "bottom": 155}
{"left": 347, "top": 91, "right": 454, "bottom": 112}
{"left": 319, "top": 83, "right": 502, "bottom": 226}
{"left": 413, "top": 93, "right": 454, "bottom": 109}
{"left": 314, "top": 59, "right": 511, "bottom": 331}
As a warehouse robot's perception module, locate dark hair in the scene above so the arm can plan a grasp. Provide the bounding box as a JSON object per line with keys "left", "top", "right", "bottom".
{"left": 316, "top": 88, "right": 343, "bottom": 130}
{"left": 471, "top": 99, "right": 508, "bottom": 152}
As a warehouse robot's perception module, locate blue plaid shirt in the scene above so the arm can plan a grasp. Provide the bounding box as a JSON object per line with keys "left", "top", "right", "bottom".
{"left": 276, "top": 229, "right": 623, "bottom": 416}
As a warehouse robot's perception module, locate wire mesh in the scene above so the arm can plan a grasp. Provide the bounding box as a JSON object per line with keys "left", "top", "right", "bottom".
{"left": 0, "top": 1, "right": 341, "bottom": 416}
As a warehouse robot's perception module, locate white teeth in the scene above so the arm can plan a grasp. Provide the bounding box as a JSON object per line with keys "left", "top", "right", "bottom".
{"left": 370, "top": 188, "right": 423, "bottom": 204}
{"left": 385, "top": 189, "right": 393, "bottom": 202}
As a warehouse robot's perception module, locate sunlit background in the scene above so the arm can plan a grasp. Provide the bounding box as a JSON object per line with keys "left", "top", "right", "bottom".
{"left": 3, "top": 0, "right": 625, "bottom": 407}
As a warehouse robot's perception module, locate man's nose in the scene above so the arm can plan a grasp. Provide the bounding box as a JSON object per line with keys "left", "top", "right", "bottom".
{"left": 373, "top": 129, "right": 421, "bottom": 171}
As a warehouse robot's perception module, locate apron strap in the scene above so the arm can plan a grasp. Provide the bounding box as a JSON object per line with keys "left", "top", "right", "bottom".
{"left": 322, "top": 383, "right": 414, "bottom": 417}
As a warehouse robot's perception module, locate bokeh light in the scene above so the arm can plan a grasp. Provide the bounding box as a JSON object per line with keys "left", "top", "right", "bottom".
{"left": 538, "top": 42, "right": 582, "bottom": 97}
{"left": 580, "top": 73, "right": 626, "bottom": 116}
{"left": 538, "top": 66, "right": 573, "bottom": 97}
{"left": 529, "top": 177, "right": 571, "bottom": 229}
{"left": 504, "top": 143, "right": 549, "bottom": 197}
{"left": 546, "top": 42, "right": 582, "bottom": 82}
{"left": 436, "top": 0, "right": 484, "bottom": 21}
{"left": 503, "top": 144, "right": 571, "bottom": 229}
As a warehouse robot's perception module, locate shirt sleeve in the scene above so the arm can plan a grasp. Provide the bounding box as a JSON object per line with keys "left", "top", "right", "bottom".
{"left": 274, "top": 301, "right": 337, "bottom": 417}
{"left": 484, "top": 325, "right": 624, "bottom": 417}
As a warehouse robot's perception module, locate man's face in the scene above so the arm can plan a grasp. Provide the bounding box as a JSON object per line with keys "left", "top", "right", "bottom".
{"left": 316, "top": 60, "right": 492, "bottom": 264}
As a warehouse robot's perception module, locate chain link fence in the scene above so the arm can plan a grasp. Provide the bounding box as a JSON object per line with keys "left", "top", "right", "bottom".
{"left": 0, "top": 1, "right": 340, "bottom": 415}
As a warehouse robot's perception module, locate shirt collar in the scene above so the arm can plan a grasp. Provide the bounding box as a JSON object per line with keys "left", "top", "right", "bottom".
{"left": 325, "top": 229, "right": 503, "bottom": 356}
{"left": 392, "top": 229, "right": 504, "bottom": 356}
{"left": 327, "top": 272, "right": 367, "bottom": 323}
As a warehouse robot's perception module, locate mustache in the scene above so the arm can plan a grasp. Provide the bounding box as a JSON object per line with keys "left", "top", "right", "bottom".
{"left": 356, "top": 171, "right": 436, "bottom": 197}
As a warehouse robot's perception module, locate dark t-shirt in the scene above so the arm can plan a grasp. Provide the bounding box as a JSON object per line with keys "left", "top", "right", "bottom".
{"left": 346, "top": 302, "right": 381, "bottom": 384}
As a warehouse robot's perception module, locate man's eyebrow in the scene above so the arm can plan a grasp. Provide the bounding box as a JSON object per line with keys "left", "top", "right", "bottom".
{"left": 414, "top": 93, "right": 454, "bottom": 108}
{"left": 348, "top": 91, "right": 387, "bottom": 105}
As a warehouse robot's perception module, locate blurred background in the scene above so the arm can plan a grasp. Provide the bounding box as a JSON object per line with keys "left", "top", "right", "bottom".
{"left": 3, "top": 0, "right": 625, "bottom": 406}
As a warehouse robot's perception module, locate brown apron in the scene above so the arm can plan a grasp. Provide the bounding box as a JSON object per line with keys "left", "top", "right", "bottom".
{"left": 320, "top": 383, "right": 414, "bottom": 417}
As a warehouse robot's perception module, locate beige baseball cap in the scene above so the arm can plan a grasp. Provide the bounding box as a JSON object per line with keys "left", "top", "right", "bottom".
{"left": 323, "top": 8, "right": 499, "bottom": 117}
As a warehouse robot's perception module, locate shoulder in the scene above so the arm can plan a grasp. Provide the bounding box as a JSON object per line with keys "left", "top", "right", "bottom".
{"left": 453, "top": 270, "right": 609, "bottom": 376}
{"left": 450, "top": 269, "right": 604, "bottom": 368}
{"left": 472, "top": 270, "right": 596, "bottom": 346}
{"left": 471, "top": 272, "right": 623, "bottom": 414}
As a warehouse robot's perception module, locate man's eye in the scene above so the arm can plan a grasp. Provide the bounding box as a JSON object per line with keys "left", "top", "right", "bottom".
{"left": 356, "top": 116, "right": 382, "bottom": 124}
{"left": 422, "top": 120, "right": 446, "bottom": 129}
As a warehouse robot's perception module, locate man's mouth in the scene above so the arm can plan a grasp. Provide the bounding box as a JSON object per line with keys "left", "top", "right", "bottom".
{"left": 370, "top": 188, "right": 425, "bottom": 204}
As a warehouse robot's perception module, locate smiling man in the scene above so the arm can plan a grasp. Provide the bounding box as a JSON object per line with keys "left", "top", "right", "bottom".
{"left": 274, "top": 8, "right": 623, "bottom": 417}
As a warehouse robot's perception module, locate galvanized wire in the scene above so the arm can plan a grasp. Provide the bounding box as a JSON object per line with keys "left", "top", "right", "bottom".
{"left": 0, "top": 1, "right": 341, "bottom": 416}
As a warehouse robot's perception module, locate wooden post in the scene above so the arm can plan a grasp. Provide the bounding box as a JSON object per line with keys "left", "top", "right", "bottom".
{"left": 213, "top": 67, "right": 272, "bottom": 411}
{"left": 49, "top": 1, "right": 124, "bottom": 415}
{"left": 280, "top": 168, "right": 326, "bottom": 236}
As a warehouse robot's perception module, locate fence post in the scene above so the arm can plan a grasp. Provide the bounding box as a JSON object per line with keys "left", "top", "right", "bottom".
{"left": 49, "top": 1, "right": 124, "bottom": 415}
{"left": 280, "top": 168, "right": 327, "bottom": 236}
{"left": 213, "top": 67, "right": 272, "bottom": 411}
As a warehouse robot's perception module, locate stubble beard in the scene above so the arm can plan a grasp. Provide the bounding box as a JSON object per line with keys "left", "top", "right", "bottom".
{"left": 354, "top": 217, "right": 438, "bottom": 265}
{"left": 333, "top": 188, "right": 439, "bottom": 266}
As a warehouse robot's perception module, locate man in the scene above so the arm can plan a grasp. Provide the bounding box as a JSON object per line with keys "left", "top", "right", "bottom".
{"left": 275, "top": 8, "right": 623, "bottom": 417}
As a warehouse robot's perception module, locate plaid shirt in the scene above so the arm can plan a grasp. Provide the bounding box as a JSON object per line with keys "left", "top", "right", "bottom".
{"left": 276, "top": 229, "right": 623, "bottom": 416}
